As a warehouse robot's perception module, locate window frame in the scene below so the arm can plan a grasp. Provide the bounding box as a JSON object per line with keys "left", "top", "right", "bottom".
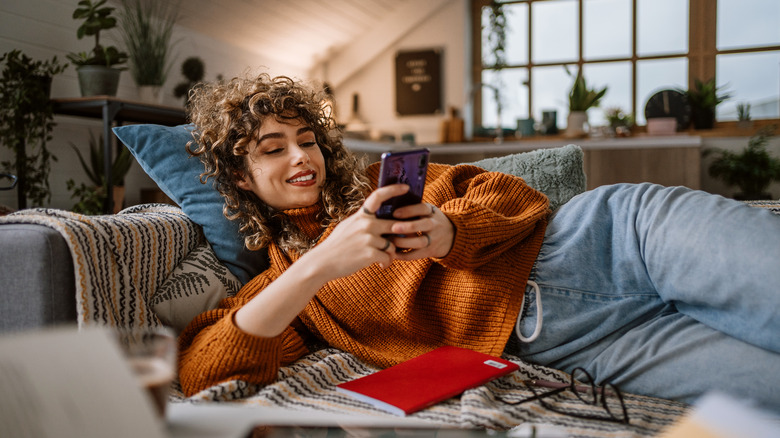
{"left": 471, "top": 0, "right": 780, "bottom": 131}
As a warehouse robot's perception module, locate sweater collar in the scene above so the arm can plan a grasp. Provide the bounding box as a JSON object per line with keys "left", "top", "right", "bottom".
{"left": 281, "top": 203, "right": 324, "bottom": 241}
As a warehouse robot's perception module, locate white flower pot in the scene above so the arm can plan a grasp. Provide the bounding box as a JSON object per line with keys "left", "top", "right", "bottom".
{"left": 137, "top": 86, "right": 164, "bottom": 105}
{"left": 565, "top": 111, "right": 588, "bottom": 138}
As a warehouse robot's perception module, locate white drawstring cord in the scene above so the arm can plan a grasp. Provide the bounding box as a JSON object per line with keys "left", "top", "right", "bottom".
{"left": 515, "top": 280, "right": 542, "bottom": 343}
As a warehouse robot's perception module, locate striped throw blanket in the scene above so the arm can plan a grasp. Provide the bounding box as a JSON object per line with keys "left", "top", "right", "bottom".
{"left": 2, "top": 204, "right": 203, "bottom": 329}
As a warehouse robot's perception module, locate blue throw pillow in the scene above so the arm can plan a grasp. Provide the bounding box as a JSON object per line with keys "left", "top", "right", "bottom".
{"left": 113, "top": 124, "right": 267, "bottom": 284}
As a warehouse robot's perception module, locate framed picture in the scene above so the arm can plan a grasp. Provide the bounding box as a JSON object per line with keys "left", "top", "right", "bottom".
{"left": 395, "top": 49, "right": 442, "bottom": 116}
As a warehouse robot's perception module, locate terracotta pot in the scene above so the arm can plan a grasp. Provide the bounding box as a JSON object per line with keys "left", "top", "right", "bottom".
{"left": 112, "top": 185, "right": 125, "bottom": 214}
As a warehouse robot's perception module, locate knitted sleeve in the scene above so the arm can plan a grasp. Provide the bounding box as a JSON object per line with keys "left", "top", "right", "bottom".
{"left": 366, "top": 162, "right": 549, "bottom": 270}
{"left": 433, "top": 164, "right": 550, "bottom": 270}
{"left": 177, "top": 273, "right": 311, "bottom": 397}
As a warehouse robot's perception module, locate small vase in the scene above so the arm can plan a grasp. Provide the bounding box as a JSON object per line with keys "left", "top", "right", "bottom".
{"left": 565, "top": 111, "right": 588, "bottom": 138}
{"left": 137, "top": 86, "right": 164, "bottom": 105}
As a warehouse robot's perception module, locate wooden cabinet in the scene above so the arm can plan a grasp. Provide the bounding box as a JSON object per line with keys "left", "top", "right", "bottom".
{"left": 345, "top": 135, "right": 704, "bottom": 191}
{"left": 583, "top": 146, "right": 700, "bottom": 190}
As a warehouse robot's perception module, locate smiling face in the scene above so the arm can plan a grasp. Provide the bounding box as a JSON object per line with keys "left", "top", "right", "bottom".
{"left": 236, "top": 117, "right": 326, "bottom": 210}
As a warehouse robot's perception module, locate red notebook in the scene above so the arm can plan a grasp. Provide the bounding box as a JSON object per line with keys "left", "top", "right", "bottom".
{"left": 336, "top": 345, "right": 519, "bottom": 416}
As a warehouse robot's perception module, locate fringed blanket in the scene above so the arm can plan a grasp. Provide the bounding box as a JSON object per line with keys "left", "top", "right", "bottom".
{"left": 176, "top": 348, "right": 688, "bottom": 437}
{"left": 3, "top": 204, "right": 691, "bottom": 436}
{"left": 1, "top": 204, "right": 203, "bottom": 329}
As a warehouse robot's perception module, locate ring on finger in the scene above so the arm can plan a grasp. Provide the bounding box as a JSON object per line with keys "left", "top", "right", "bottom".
{"left": 381, "top": 239, "right": 391, "bottom": 251}
{"left": 362, "top": 206, "right": 374, "bottom": 216}
{"left": 423, "top": 234, "right": 431, "bottom": 248}
{"left": 429, "top": 204, "right": 436, "bottom": 216}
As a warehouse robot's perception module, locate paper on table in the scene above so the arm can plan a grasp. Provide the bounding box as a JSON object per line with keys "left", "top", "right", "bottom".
{"left": 0, "top": 326, "right": 166, "bottom": 438}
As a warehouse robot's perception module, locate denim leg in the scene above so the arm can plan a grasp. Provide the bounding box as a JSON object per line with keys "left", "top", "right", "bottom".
{"left": 511, "top": 183, "right": 780, "bottom": 409}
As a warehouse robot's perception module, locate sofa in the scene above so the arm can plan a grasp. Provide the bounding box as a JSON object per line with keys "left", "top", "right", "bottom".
{"left": 0, "top": 127, "right": 715, "bottom": 436}
{"left": 0, "top": 128, "right": 588, "bottom": 334}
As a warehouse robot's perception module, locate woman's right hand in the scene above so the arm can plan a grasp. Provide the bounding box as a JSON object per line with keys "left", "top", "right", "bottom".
{"left": 234, "top": 184, "right": 409, "bottom": 337}
{"left": 306, "top": 183, "right": 411, "bottom": 277}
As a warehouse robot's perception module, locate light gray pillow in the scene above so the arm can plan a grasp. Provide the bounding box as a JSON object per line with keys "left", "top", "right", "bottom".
{"left": 151, "top": 242, "right": 241, "bottom": 334}
{"left": 465, "top": 144, "right": 586, "bottom": 211}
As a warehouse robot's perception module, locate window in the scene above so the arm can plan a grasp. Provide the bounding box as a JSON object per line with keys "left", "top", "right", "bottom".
{"left": 473, "top": 0, "right": 780, "bottom": 131}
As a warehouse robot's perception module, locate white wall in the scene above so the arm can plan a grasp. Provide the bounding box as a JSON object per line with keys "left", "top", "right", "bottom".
{"left": 312, "top": 0, "right": 470, "bottom": 145}
{"left": 0, "top": 0, "right": 305, "bottom": 211}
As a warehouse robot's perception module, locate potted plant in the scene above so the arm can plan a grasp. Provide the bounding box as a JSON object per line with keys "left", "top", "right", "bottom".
{"left": 0, "top": 49, "right": 67, "bottom": 209}
{"left": 704, "top": 126, "right": 780, "bottom": 200}
{"left": 67, "top": 130, "right": 133, "bottom": 214}
{"left": 66, "top": 0, "right": 128, "bottom": 97}
{"left": 117, "top": 0, "right": 179, "bottom": 104}
{"left": 173, "top": 57, "right": 205, "bottom": 105}
{"left": 566, "top": 69, "right": 607, "bottom": 138}
{"left": 604, "top": 107, "right": 634, "bottom": 137}
{"left": 737, "top": 103, "right": 753, "bottom": 130}
{"left": 682, "top": 78, "right": 731, "bottom": 130}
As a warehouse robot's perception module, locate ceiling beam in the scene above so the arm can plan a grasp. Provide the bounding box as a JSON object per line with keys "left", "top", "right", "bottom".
{"left": 324, "top": 0, "right": 455, "bottom": 88}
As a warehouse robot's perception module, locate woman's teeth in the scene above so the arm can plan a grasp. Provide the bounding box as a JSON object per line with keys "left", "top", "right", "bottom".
{"left": 288, "top": 174, "right": 314, "bottom": 183}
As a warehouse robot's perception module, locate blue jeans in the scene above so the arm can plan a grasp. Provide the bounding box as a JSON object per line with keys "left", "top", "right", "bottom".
{"left": 510, "top": 183, "right": 780, "bottom": 412}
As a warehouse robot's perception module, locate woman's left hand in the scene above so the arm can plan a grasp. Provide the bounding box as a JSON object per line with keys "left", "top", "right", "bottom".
{"left": 387, "top": 202, "right": 454, "bottom": 260}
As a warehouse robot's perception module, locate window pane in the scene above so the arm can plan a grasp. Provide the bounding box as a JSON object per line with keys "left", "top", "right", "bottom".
{"left": 637, "top": 0, "right": 688, "bottom": 56}
{"left": 531, "top": 65, "right": 572, "bottom": 129}
{"left": 481, "top": 68, "right": 530, "bottom": 129}
{"left": 505, "top": 3, "right": 529, "bottom": 65}
{"left": 532, "top": 0, "right": 578, "bottom": 64}
{"left": 582, "top": 62, "right": 632, "bottom": 127}
{"left": 584, "top": 0, "right": 632, "bottom": 60}
{"left": 636, "top": 57, "right": 688, "bottom": 125}
{"left": 717, "top": 52, "right": 780, "bottom": 120}
{"left": 717, "top": 0, "right": 780, "bottom": 50}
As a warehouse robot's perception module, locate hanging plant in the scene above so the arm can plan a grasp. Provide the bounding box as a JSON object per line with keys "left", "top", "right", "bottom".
{"left": 483, "top": 1, "right": 507, "bottom": 70}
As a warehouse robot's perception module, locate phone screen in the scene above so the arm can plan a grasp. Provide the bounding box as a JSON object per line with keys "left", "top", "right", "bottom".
{"left": 375, "top": 148, "right": 429, "bottom": 220}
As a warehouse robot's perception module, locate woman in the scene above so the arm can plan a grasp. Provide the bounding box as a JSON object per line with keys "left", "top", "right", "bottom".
{"left": 179, "top": 73, "right": 780, "bottom": 413}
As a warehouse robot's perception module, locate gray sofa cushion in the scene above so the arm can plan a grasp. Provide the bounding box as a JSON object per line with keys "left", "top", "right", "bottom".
{"left": 0, "top": 224, "right": 76, "bottom": 332}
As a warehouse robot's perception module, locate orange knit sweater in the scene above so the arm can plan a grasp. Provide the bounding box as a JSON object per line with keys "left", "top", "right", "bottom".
{"left": 178, "top": 163, "right": 550, "bottom": 396}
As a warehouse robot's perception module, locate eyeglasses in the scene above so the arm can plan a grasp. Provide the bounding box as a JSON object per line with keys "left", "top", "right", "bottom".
{"left": 496, "top": 367, "right": 629, "bottom": 424}
{"left": 0, "top": 173, "right": 18, "bottom": 191}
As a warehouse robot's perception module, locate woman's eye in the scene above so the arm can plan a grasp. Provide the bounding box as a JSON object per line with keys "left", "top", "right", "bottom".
{"left": 300, "top": 141, "right": 317, "bottom": 148}
{"left": 264, "top": 148, "right": 284, "bottom": 155}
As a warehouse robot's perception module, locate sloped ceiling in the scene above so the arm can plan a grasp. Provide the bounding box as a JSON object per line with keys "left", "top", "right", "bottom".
{"left": 175, "top": 0, "right": 414, "bottom": 76}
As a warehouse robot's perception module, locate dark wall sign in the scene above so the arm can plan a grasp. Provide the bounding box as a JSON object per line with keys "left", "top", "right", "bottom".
{"left": 395, "top": 49, "right": 442, "bottom": 116}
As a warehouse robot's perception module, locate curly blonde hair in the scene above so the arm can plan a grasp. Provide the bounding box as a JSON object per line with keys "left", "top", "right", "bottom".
{"left": 186, "top": 73, "right": 370, "bottom": 254}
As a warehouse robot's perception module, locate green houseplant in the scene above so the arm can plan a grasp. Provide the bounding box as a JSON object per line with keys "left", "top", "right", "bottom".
{"left": 736, "top": 102, "right": 753, "bottom": 130}
{"left": 117, "top": 0, "right": 179, "bottom": 103}
{"left": 173, "top": 57, "right": 205, "bottom": 105}
{"left": 67, "top": 0, "right": 128, "bottom": 96}
{"left": 67, "top": 131, "right": 133, "bottom": 214}
{"left": 682, "top": 78, "right": 731, "bottom": 130}
{"left": 566, "top": 69, "right": 607, "bottom": 138}
{"left": 0, "top": 50, "right": 67, "bottom": 209}
{"left": 704, "top": 126, "right": 780, "bottom": 200}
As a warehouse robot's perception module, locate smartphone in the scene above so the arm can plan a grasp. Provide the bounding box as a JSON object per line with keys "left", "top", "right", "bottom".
{"left": 375, "top": 148, "right": 430, "bottom": 220}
